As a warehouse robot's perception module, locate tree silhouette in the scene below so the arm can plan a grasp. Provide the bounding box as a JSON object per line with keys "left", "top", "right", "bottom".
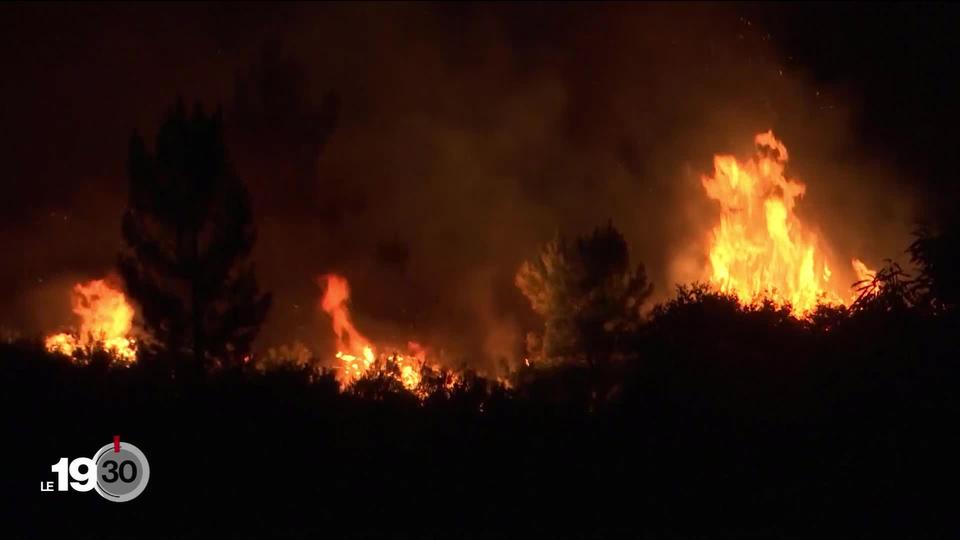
{"left": 516, "top": 222, "right": 653, "bottom": 365}
{"left": 909, "top": 224, "right": 960, "bottom": 311}
{"left": 119, "top": 101, "right": 271, "bottom": 370}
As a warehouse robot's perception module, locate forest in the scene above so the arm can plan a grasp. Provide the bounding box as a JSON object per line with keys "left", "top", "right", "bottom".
{"left": 3, "top": 104, "right": 957, "bottom": 537}
{"left": 3, "top": 4, "right": 960, "bottom": 538}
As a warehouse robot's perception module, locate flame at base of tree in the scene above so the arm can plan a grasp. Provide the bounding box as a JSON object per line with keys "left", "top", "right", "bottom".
{"left": 318, "top": 274, "right": 451, "bottom": 393}
{"left": 702, "top": 131, "right": 877, "bottom": 315}
{"left": 44, "top": 278, "right": 137, "bottom": 363}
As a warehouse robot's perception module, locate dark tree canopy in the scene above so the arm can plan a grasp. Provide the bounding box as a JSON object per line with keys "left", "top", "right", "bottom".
{"left": 516, "top": 222, "right": 654, "bottom": 364}
{"left": 120, "top": 101, "right": 271, "bottom": 369}
{"left": 909, "top": 223, "right": 960, "bottom": 311}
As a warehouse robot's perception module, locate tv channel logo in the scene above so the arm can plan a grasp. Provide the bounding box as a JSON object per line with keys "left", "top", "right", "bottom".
{"left": 41, "top": 436, "right": 150, "bottom": 502}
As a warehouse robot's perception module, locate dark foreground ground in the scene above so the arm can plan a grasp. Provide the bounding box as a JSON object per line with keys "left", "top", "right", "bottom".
{"left": 2, "top": 294, "right": 957, "bottom": 538}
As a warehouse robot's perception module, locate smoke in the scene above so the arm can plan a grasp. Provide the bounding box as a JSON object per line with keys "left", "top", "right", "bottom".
{"left": 1, "top": 4, "right": 916, "bottom": 372}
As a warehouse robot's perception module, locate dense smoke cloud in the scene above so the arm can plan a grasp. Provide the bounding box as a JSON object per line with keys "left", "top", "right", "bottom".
{"left": 0, "top": 4, "right": 916, "bottom": 373}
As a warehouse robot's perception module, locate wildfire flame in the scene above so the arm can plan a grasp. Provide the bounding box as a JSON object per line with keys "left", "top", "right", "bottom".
{"left": 44, "top": 278, "right": 137, "bottom": 363}
{"left": 702, "top": 131, "right": 875, "bottom": 314}
{"left": 318, "top": 274, "right": 438, "bottom": 392}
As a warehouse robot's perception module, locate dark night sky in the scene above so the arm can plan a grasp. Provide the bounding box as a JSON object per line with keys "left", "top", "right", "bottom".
{"left": 2, "top": 3, "right": 958, "bottom": 372}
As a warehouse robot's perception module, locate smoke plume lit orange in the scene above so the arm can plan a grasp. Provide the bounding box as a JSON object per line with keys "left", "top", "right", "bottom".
{"left": 702, "top": 131, "right": 875, "bottom": 314}
{"left": 44, "top": 278, "right": 137, "bottom": 363}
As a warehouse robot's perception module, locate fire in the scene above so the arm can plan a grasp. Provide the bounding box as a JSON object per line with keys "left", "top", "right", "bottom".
{"left": 44, "top": 278, "right": 137, "bottom": 363}
{"left": 702, "top": 131, "right": 875, "bottom": 314}
{"left": 318, "top": 274, "right": 441, "bottom": 392}
{"left": 851, "top": 258, "right": 876, "bottom": 284}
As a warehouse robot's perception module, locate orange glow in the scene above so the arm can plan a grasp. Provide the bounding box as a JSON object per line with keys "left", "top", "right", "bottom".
{"left": 45, "top": 279, "right": 137, "bottom": 363}
{"left": 851, "top": 258, "right": 876, "bottom": 284}
{"left": 318, "top": 274, "right": 448, "bottom": 393}
{"left": 702, "top": 131, "right": 875, "bottom": 314}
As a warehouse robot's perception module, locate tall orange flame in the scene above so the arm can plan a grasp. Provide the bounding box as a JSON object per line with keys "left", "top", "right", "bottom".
{"left": 702, "top": 131, "right": 874, "bottom": 314}
{"left": 318, "top": 273, "right": 376, "bottom": 383}
{"left": 318, "top": 274, "right": 433, "bottom": 391}
{"left": 45, "top": 278, "right": 137, "bottom": 363}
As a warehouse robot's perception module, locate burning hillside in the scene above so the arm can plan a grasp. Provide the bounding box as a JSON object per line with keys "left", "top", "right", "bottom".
{"left": 38, "top": 131, "right": 886, "bottom": 373}
{"left": 701, "top": 131, "right": 876, "bottom": 314}
{"left": 40, "top": 272, "right": 454, "bottom": 389}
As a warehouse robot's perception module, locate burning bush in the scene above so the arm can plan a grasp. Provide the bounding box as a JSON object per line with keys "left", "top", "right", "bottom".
{"left": 44, "top": 278, "right": 137, "bottom": 364}
{"left": 318, "top": 273, "right": 458, "bottom": 394}
{"left": 700, "top": 131, "right": 876, "bottom": 314}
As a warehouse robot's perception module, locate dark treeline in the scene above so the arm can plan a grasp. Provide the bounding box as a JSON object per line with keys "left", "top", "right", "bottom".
{"left": 3, "top": 248, "right": 958, "bottom": 537}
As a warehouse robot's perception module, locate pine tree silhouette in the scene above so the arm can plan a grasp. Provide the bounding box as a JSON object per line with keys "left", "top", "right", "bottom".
{"left": 119, "top": 100, "right": 271, "bottom": 370}
{"left": 516, "top": 222, "right": 653, "bottom": 364}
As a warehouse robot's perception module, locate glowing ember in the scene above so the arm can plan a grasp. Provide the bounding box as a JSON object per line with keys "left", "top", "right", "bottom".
{"left": 702, "top": 131, "right": 875, "bottom": 314}
{"left": 44, "top": 278, "right": 137, "bottom": 363}
{"left": 318, "top": 274, "right": 441, "bottom": 392}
